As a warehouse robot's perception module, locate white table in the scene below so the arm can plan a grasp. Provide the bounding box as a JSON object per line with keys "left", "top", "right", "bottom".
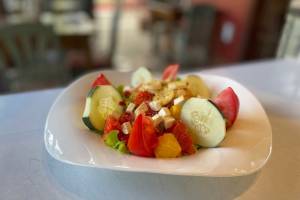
{"left": 1, "top": 60, "right": 300, "bottom": 200}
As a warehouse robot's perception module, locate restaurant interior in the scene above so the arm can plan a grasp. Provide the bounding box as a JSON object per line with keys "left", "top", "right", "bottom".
{"left": 2, "top": 1, "right": 300, "bottom": 200}
{"left": 0, "top": 0, "right": 296, "bottom": 93}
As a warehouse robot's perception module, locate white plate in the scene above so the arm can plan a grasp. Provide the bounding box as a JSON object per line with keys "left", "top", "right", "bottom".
{"left": 44, "top": 70, "right": 272, "bottom": 177}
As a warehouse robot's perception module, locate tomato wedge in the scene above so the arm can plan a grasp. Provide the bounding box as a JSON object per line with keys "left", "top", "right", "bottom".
{"left": 134, "top": 91, "right": 154, "bottom": 106}
{"left": 171, "top": 121, "right": 195, "bottom": 155}
{"left": 162, "top": 64, "right": 179, "bottom": 81}
{"left": 92, "top": 73, "right": 111, "bottom": 87}
{"left": 128, "top": 114, "right": 158, "bottom": 157}
{"left": 103, "top": 116, "right": 121, "bottom": 138}
{"left": 213, "top": 87, "right": 240, "bottom": 128}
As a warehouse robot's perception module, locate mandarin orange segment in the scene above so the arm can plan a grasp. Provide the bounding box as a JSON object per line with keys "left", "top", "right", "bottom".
{"left": 154, "top": 133, "right": 182, "bottom": 158}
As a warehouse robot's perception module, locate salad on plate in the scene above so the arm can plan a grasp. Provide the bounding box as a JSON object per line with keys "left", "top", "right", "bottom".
{"left": 82, "top": 64, "right": 239, "bottom": 158}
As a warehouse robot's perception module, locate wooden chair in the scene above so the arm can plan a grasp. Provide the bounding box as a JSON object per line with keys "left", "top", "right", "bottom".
{"left": 0, "top": 23, "right": 71, "bottom": 92}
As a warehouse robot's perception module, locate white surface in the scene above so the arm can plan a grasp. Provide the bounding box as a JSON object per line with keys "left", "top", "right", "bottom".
{"left": 1, "top": 59, "right": 300, "bottom": 200}
{"left": 44, "top": 71, "right": 271, "bottom": 177}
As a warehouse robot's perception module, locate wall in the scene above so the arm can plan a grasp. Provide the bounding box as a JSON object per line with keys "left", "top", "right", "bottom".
{"left": 192, "top": 0, "right": 256, "bottom": 63}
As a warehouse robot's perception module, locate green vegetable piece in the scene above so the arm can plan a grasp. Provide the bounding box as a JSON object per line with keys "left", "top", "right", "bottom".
{"left": 104, "top": 130, "right": 129, "bottom": 154}
{"left": 104, "top": 130, "right": 119, "bottom": 148}
{"left": 116, "top": 141, "right": 128, "bottom": 154}
{"left": 116, "top": 85, "right": 124, "bottom": 97}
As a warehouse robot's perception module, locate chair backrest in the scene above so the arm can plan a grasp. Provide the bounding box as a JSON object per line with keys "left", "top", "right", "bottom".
{"left": 0, "top": 23, "right": 60, "bottom": 68}
{"left": 0, "top": 23, "right": 70, "bottom": 92}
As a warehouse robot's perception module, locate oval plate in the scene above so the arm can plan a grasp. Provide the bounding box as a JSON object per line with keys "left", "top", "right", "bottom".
{"left": 44, "top": 70, "right": 272, "bottom": 177}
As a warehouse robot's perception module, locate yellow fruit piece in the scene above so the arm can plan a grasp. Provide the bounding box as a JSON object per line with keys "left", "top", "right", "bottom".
{"left": 154, "top": 88, "right": 174, "bottom": 106}
{"left": 175, "top": 88, "right": 192, "bottom": 99}
{"left": 155, "top": 133, "right": 182, "bottom": 158}
{"left": 170, "top": 105, "right": 182, "bottom": 119}
{"left": 184, "top": 75, "right": 211, "bottom": 98}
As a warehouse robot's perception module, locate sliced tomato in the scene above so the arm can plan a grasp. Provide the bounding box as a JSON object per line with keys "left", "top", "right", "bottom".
{"left": 92, "top": 73, "right": 111, "bottom": 87}
{"left": 162, "top": 64, "right": 179, "bottom": 81}
{"left": 128, "top": 114, "right": 158, "bottom": 157}
{"left": 103, "top": 116, "right": 121, "bottom": 138}
{"left": 171, "top": 121, "right": 195, "bottom": 155}
{"left": 213, "top": 87, "right": 240, "bottom": 128}
{"left": 141, "top": 116, "right": 158, "bottom": 154}
{"left": 128, "top": 115, "right": 145, "bottom": 155}
{"left": 134, "top": 91, "right": 154, "bottom": 106}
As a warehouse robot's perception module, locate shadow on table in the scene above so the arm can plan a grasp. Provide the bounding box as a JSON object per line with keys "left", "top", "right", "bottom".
{"left": 44, "top": 151, "right": 258, "bottom": 200}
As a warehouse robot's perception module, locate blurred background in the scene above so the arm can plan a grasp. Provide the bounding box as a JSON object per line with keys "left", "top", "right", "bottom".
{"left": 0, "top": 0, "right": 298, "bottom": 93}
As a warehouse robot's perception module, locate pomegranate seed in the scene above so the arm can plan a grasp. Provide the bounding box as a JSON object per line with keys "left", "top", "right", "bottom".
{"left": 165, "top": 101, "right": 174, "bottom": 108}
{"left": 119, "top": 101, "right": 126, "bottom": 106}
{"left": 124, "top": 90, "right": 131, "bottom": 98}
{"left": 118, "top": 132, "right": 129, "bottom": 144}
{"left": 155, "top": 122, "right": 165, "bottom": 136}
{"left": 119, "top": 112, "right": 134, "bottom": 124}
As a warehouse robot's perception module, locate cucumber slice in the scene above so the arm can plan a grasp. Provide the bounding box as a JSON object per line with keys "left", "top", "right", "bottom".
{"left": 180, "top": 98, "right": 225, "bottom": 147}
{"left": 82, "top": 86, "right": 123, "bottom": 133}
{"left": 131, "top": 67, "right": 153, "bottom": 87}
